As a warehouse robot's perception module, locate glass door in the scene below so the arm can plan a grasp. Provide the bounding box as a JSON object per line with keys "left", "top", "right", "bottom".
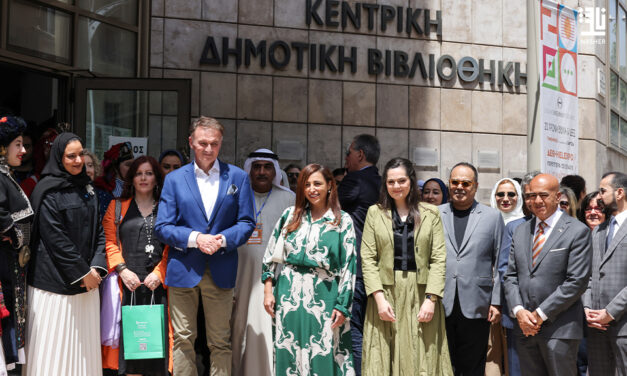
{"left": 74, "top": 78, "right": 191, "bottom": 159}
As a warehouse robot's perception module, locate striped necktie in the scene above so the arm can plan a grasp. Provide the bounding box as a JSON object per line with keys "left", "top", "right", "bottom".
{"left": 532, "top": 221, "right": 547, "bottom": 266}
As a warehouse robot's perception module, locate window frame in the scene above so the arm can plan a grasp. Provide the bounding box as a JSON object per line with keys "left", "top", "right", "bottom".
{"left": 609, "top": 0, "right": 627, "bottom": 154}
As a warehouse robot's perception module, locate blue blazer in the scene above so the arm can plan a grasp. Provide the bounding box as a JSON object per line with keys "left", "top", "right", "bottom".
{"left": 155, "top": 160, "right": 255, "bottom": 289}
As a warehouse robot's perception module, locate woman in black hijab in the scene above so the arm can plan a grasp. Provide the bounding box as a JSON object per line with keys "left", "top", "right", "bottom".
{"left": 24, "top": 133, "right": 107, "bottom": 376}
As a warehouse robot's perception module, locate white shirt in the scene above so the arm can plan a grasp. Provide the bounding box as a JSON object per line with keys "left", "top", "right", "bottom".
{"left": 512, "top": 209, "right": 564, "bottom": 321}
{"left": 187, "top": 161, "right": 226, "bottom": 248}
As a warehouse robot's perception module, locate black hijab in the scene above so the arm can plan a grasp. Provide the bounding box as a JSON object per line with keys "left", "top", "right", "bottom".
{"left": 30, "top": 132, "right": 91, "bottom": 213}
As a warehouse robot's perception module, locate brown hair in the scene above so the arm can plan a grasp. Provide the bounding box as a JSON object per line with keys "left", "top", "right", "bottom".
{"left": 378, "top": 157, "right": 422, "bottom": 225}
{"left": 285, "top": 163, "right": 342, "bottom": 233}
{"left": 189, "top": 116, "right": 224, "bottom": 136}
{"left": 120, "top": 155, "right": 165, "bottom": 201}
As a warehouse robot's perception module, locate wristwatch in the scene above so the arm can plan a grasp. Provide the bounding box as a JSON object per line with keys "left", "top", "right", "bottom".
{"left": 425, "top": 294, "right": 438, "bottom": 302}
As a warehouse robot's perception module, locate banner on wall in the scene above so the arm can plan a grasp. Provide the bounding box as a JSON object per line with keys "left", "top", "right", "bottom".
{"left": 539, "top": 0, "right": 578, "bottom": 179}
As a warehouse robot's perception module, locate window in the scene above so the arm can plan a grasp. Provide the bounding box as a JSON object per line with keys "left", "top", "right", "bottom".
{"left": 3, "top": 0, "right": 141, "bottom": 77}
{"left": 609, "top": 0, "right": 627, "bottom": 153}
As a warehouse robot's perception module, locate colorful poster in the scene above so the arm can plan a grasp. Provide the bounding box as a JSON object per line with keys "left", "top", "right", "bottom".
{"left": 539, "top": 0, "right": 578, "bottom": 179}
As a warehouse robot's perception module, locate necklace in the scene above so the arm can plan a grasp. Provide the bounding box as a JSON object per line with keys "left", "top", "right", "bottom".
{"left": 142, "top": 202, "right": 156, "bottom": 257}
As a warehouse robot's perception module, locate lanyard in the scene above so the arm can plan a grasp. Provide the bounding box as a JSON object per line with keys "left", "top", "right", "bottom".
{"left": 254, "top": 188, "right": 272, "bottom": 223}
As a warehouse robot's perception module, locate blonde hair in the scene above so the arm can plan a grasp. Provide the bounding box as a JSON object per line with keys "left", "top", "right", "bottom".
{"left": 559, "top": 185, "right": 578, "bottom": 217}
{"left": 82, "top": 149, "right": 102, "bottom": 178}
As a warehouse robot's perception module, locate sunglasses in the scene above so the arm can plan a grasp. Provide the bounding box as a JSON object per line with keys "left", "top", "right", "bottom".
{"left": 287, "top": 172, "right": 299, "bottom": 178}
{"left": 559, "top": 201, "right": 570, "bottom": 207}
{"left": 449, "top": 179, "right": 473, "bottom": 188}
{"left": 495, "top": 192, "right": 517, "bottom": 198}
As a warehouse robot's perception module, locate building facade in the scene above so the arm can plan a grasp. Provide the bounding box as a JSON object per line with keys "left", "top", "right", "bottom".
{"left": 0, "top": 0, "right": 624, "bottom": 200}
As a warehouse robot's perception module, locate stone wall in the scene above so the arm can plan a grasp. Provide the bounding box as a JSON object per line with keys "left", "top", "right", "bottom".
{"left": 149, "top": 0, "right": 623, "bottom": 199}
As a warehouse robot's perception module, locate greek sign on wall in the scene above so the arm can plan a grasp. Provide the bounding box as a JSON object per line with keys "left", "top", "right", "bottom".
{"left": 198, "top": 1, "right": 527, "bottom": 88}
{"left": 539, "top": 0, "right": 578, "bottom": 179}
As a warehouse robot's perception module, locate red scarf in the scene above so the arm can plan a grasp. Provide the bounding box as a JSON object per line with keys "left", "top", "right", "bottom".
{"left": 0, "top": 280, "right": 9, "bottom": 335}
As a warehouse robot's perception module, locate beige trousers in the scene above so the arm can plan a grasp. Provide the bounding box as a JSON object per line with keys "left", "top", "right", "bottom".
{"left": 168, "top": 267, "right": 233, "bottom": 376}
{"left": 485, "top": 321, "right": 508, "bottom": 376}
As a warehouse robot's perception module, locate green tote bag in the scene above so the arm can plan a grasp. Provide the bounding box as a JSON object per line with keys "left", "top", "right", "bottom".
{"left": 122, "top": 291, "right": 166, "bottom": 360}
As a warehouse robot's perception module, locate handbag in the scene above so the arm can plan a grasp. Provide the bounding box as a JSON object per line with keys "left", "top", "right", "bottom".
{"left": 270, "top": 210, "right": 292, "bottom": 264}
{"left": 100, "top": 200, "right": 123, "bottom": 347}
{"left": 121, "top": 291, "right": 165, "bottom": 360}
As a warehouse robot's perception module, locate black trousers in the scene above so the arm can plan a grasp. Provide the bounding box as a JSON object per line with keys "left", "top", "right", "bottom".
{"left": 445, "top": 294, "right": 491, "bottom": 376}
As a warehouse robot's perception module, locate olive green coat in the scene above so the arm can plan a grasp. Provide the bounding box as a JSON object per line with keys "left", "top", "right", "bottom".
{"left": 361, "top": 202, "right": 447, "bottom": 297}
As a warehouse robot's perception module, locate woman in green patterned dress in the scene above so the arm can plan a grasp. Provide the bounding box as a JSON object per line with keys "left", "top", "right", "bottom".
{"left": 361, "top": 158, "right": 453, "bottom": 375}
{"left": 262, "top": 163, "right": 357, "bottom": 376}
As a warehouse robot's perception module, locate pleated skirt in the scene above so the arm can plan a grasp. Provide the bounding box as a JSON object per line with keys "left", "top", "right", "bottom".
{"left": 0, "top": 341, "right": 7, "bottom": 376}
{"left": 22, "top": 286, "right": 102, "bottom": 376}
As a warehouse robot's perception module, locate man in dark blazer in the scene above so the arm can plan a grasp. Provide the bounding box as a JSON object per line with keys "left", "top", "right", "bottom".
{"left": 155, "top": 116, "right": 255, "bottom": 376}
{"left": 584, "top": 172, "right": 627, "bottom": 375}
{"left": 497, "top": 171, "right": 539, "bottom": 376}
{"left": 504, "top": 174, "right": 591, "bottom": 376}
{"left": 439, "top": 162, "right": 504, "bottom": 375}
{"left": 338, "top": 133, "right": 381, "bottom": 376}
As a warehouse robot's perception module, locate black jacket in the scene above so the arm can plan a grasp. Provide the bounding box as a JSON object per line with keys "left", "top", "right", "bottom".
{"left": 338, "top": 165, "right": 381, "bottom": 278}
{"left": 28, "top": 185, "right": 107, "bottom": 295}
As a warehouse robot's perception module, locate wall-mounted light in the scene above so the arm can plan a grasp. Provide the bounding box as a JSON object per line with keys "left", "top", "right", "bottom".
{"left": 477, "top": 149, "right": 500, "bottom": 170}
{"left": 413, "top": 147, "right": 438, "bottom": 168}
{"left": 276, "top": 140, "right": 304, "bottom": 160}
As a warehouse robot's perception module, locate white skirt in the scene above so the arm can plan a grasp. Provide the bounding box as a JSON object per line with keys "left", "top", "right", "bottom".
{"left": 0, "top": 340, "right": 7, "bottom": 376}
{"left": 22, "top": 287, "right": 102, "bottom": 376}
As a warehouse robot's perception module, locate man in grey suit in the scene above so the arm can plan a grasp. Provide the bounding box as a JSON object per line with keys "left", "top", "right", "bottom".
{"left": 439, "top": 162, "right": 504, "bottom": 375}
{"left": 584, "top": 172, "right": 627, "bottom": 375}
{"left": 504, "top": 174, "right": 591, "bottom": 376}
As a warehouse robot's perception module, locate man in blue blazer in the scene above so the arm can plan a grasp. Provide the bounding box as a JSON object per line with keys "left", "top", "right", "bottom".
{"left": 155, "top": 116, "right": 255, "bottom": 376}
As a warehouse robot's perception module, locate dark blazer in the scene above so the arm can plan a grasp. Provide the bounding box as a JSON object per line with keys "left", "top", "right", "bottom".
{"left": 28, "top": 185, "right": 107, "bottom": 295}
{"left": 498, "top": 217, "right": 528, "bottom": 329}
{"left": 338, "top": 165, "right": 381, "bottom": 277}
{"left": 155, "top": 160, "right": 255, "bottom": 289}
{"left": 583, "top": 217, "right": 627, "bottom": 337}
{"left": 504, "top": 213, "right": 591, "bottom": 339}
{"left": 439, "top": 201, "right": 504, "bottom": 319}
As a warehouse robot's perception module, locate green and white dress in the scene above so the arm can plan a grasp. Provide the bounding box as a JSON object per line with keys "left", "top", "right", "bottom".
{"left": 262, "top": 207, "right": 356, "bottom": 376}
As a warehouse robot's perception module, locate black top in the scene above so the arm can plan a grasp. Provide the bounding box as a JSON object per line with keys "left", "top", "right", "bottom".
{"left": 338, "top": 165, "right": 381, "bottom": 278}
{"left": 28, "top": 185, "right": 107, "bottom": 295}
{"left": 452, "top": 205, "right": 473, "bottom": 249}
{"left": 119, "top": 200, "right": 164, "bottom": 279}
{"left": 392, "top": 209, "right": 417, "bottom": 271}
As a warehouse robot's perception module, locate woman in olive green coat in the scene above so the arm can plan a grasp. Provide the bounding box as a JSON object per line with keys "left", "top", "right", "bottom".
{"left": 361, "top": 158, "right": 453, "bottom": 376}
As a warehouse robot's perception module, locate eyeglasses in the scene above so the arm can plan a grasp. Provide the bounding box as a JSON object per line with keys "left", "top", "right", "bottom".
{"left": 524, "top": 192, "right": 550, "bottom": 200}
{"left": 495, "top": 192, "right": 517, "bottom": 198}
{"left": 287, "top": 172, "right": 299, "bottom": 178}
{"left": 585, "top": 206, "right": 604, "bottom": 213}
{"left": 449, "top": 179, "right": 473, "bottom": 188}
{"left": 559, "top": 200, "right": 570, "bottom": 207}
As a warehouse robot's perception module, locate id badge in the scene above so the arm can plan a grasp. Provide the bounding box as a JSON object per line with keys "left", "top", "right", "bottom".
{"left": 247, "top": 223, "right": 263, "bottom": 245}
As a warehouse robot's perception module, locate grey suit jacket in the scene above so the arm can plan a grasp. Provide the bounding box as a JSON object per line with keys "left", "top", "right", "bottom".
{"left": 504, "top": 213, "right": 591, "bottom": 339}
{"left": 582, "top": 217, "right": 627, "bottom": 336}
{"left": 439, "top": 201, "right": 504, "bottom": 319}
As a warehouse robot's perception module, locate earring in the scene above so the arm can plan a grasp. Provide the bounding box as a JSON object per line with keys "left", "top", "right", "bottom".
{"left": 327, "top": 190, "right": 331, "bottom": 193}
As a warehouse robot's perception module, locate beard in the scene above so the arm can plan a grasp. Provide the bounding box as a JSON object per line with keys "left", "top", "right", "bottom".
{"left": 606, "top": 195, "right": 618, "bottom": 214}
